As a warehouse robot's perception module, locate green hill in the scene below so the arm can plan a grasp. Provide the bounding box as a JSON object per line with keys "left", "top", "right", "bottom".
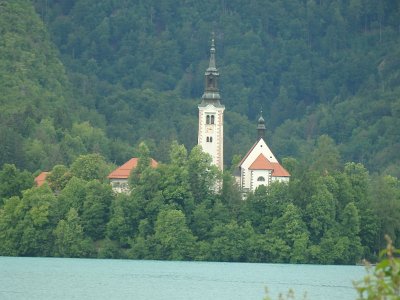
{"left": 2, "top": 0, "right": 400, "bottom": 176}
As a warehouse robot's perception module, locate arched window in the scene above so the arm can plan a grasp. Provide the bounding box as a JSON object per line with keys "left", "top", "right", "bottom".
{"left": 257, "top": 176, "right": 265, "bottom": 182}
{"left": 211, "top": 115, "right": 215, "bottom": 124}
{"left": 206, "top": 115, "right": 210, "bottom": 124}
{"left": 210, "top": 137, "right": 213, "bottom": 142}
{"left": 206, "top": 137, "right": 209, "bottom": 142}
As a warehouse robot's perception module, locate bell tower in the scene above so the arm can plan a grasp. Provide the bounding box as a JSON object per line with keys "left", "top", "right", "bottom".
{"left": 198, "top": 37, "right": 225, "bottom": 171}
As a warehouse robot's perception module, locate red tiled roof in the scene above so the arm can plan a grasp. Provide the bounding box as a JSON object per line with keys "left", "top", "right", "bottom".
{"left": 108, "top": 158, "right": 158, "bottom": 179}
{"left": 35, "top": 171, "right": 50, "bottom": 187}
{"left": 248, "top": 154, "right": 290, "bottom": 177}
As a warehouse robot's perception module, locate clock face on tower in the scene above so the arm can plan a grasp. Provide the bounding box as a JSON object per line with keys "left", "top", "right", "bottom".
{"left": 206, "top": 126, "right": 213, "bottom": 133}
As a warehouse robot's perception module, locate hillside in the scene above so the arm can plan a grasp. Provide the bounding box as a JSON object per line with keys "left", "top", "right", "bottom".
{"left": 0, "top": 0, "right": 399, "bottom": 176}
{"left": 1, "top": 0, "right": 400, "bottom": 262}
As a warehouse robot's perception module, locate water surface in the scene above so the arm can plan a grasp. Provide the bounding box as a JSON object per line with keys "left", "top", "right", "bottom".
{"left": 0, "top": 257, "right": 365, "bottom": 299}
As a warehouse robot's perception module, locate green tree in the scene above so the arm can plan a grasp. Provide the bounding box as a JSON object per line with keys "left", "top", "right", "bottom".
{"left": 46, "top": 164, "right": 71, "bottom": 192}
{"left": 106, "top": 193, "right": 142, "bottom": 246}
{"left": 355, "top": 236, "right": 400, "bottom": 299}
{"left": 310, "top": 135, "right": 341, "bottom": 174}
{"left": 53, "top": 208, "right": 93, "bottom": 257}
{"left": 129, "top": 142, "right": 152, "bottom": 188}
{"left": 160, "top": 141, "right": 194, "bottom": 216}
{"left": 0, "top": 164, "right": 33, "bottom": 204}
{"left": 305, "top": 182, "right": 337, "bottom": 242}
{"left": 210, "top": 221, "right": 255, "bottom": 262}
{"left": 271, "top": 203, "right": 309, "bottom": 263}
{"left": 340, "top": 202, "right": 363, "bottom": 263}
{"left": 70, "top": 153, "right": 111, "bottom": 182}
{"left": 0, "top": 185, "right": 56, "bottom": 256}
{"left": 371, "top": 175, "right": 400, "bottom": 248}
{"left": 70, "top": 122, "right": 110, "bottom": 157}
{"left": 58, "top": 176, "right": 87, "bottom": 214}
{"left": 153, "top": 209, "right": 196, "bottom": 260}
{"left": 81, "top": 180, "right": 113, "bottom": 240}
{"left": 188, "top": 145, "right": 220, "bottom": 204}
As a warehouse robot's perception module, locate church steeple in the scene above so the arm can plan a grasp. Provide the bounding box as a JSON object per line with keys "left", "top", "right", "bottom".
{"left": 257, "top": 111, "right": 266, "bottom": 139}
{"left": 207, "top": 38, "right": 217, "bottom": 72}
{"left": 198, "top": 36, "right": 225, "bottom": 173}
{"left": 202, "top": 37, "right": 221, "bottom": 104}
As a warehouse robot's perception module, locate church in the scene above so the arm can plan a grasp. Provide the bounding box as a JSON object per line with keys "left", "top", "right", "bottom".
{"left": 198, "top": 38, "right": 290, "bottom": 194}
{"left": 108, "top": 38, "right": 289, "bottom": 194}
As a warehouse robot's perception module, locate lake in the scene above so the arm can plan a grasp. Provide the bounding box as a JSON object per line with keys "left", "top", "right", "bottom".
{"left": 0, "top": 257, "right": 365, "bottom": 300}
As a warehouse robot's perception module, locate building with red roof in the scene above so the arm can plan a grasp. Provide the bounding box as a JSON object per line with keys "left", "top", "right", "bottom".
{"left": 34, "top": 171, "right": 50, "bottom": 187}
{"left": 108, "top": 158, "right": 158, "bottom": 193}
{"left": 235, "top": 115, "right": 290, "bottom": 195}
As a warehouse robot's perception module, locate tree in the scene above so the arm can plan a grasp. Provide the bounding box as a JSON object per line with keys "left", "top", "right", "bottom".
{"left": 210, "top": 221, "right": 255, "bottom": 262}
{"left": 153, "top": 209, "right": 196, "bottom": 260}
{"left": 310, "top": 135, "right": 341, "bottom": 174}
{"left": 371, "top": 175, "right": 400, "bottom": 248}
{"left": 159, "top": 141, "right": 194, "bottom": 216}
{"left": 46, "top": 164, "right": 71, "bottom": 192}
{"left": 0, "top": 185, "right": 56, "bottom": 256}
{"left": 53, "top": 208, "right": 93, "bottom": 257}
{"left": 355, "top": 236, "right": 400, "bottom": 299}
{"left": 106, "top": 193, "right": 142, "bottom": 246}
{"left": 345, "top": 162, "right": 380, "bottom": 255}
{"left": 340, "top": 202, "right": 363, "bottom": 263}
{"left": 70, "top": 122, "right": 110, "bottom": 157}
{"left": 70, "top": 153, "right": 111, "bottom": 182}
{"left": 188, "top": 145, "right": 220, "bottom": 204}
{"left": 129, "top": 142, "right": 152, "bottom": 188}
{"left": 305, "top": 182, "right": 337, "bottom": 242}
{"left": 57, "top": 176, "right": 87, "bottom": 216}
{"left": 0, "top": 164, "right": 33, "bottom": 204}
{"left": 271, "top": 203, "right": 309, "bottom": 263}
{"left": 81, "top": 180, "right": 113, "bottom": 240}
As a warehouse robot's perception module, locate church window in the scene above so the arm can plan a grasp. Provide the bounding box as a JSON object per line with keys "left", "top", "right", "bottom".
{"left": 211, "top": 115, "right": 215, "bottom": 124}
{"left": 208, "top": 77, "right": 214, "bottom": 88}
{"left": 206, "top": 115, "right": 210, "bottom": 124}
{"left": 257, "top": 176, "right": 265, "bottom": 182}
{"left": 206, "top": 137, "right": 209, "bottom": 142}
{"left": 210, "top": 137, "right": 213, "bottom": 142}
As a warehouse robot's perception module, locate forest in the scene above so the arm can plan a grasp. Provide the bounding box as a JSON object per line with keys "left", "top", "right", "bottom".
{"left": 0, "top": 141, "right": 399, "bottom": 264}
{"left": 0, "top": 0, "right": 399, "bottom": 262}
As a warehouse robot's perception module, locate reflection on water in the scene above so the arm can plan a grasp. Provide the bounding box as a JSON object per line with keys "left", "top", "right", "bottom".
{"left": 0, "top": 257, "right": 365, "bottom": 300}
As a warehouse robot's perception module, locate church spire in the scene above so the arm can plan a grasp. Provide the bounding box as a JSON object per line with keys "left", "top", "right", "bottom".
{"left": 207, "top": 37, "right": 217, "bottom": 71}
{"left": 257, "top": 111, "right": 266, "bottom": 139}
{"left": 201, "top": 36, "right": 221, "bottom": 104}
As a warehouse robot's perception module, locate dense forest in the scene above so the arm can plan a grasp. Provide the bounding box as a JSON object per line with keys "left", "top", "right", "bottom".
{"left": 1, "top": 141, "right": 399, "bottom": 263}
{"left": 0, "top": 0, "right": 399, "bottom": 262}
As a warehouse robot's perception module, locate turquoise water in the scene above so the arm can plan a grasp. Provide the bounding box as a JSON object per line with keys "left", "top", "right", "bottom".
{"left": 0, "top": 257, "right": 365, "bottom": 300}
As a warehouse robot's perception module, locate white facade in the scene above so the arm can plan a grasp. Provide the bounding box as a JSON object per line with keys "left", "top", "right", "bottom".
{"left": 236, "top": 136, "right": 290, "bottom": 194}
{"left": 198, "top": 105, "right": 224, "bottom": 171}
{"left": 198, "top": 38, "right": 224, "bottom": 172}
{"left": 239, "top": 138, "right": 277, "bottom": 190}
{"left": 109, "top": 179, "right": 130, "bottom": 194}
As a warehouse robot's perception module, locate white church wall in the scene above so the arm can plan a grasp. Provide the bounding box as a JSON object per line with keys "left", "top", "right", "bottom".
{"left": 250, "top": 169, "right": 272, "bottom": 190}
{"left": 240, "top": 139, "right": 277, "bottom": 189}
{"left": 271, "top": 176, "right": 290, "bottom": 183}
{"left": 198, "top": 105, "right": 224, "bottom": 171}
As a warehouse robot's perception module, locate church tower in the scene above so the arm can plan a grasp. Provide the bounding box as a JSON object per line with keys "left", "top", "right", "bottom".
{"left": 198, "top": 38, "right": 225, "bottom": 171}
